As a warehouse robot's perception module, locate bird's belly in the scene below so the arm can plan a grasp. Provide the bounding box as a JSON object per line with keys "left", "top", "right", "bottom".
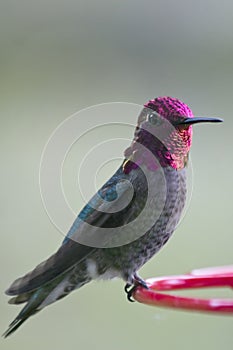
{"left": 86, "top": 258, "right": 121, "bottom": 280}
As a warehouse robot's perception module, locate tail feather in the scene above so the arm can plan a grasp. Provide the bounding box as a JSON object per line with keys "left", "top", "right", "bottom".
{"left": 8, "top": 292, "right": 33, "bottom": 305}
{"left": 3, "top": 271, "right": 74, "bottom": 337}
{"left": 3, "top": 289, "right": 44, "bottom": 338}
{"left": 3, "top": 315, "right": 34, "bottom": 338}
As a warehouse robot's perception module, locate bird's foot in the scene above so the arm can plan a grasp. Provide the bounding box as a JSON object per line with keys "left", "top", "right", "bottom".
{"left": 124, "top": 274, "right": 148, "bottom": 302}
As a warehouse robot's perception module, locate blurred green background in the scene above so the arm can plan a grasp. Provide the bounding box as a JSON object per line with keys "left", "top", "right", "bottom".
{"left": 1, "top": 0, "right": 232, "bottom": 349}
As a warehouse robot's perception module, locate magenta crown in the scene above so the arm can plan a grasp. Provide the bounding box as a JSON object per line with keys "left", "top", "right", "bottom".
{"left": 144, "top": 96, "right": 193, "bottom": 120}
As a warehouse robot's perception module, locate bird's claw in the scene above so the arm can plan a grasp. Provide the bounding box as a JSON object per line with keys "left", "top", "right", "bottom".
{"left": 124, "top": 283, "right": 132, "bottom": 294}
{"left": 124, "top": 283, "right": 136, "bottom": 302}
{"left": 124, "top": 275, "right": 148, "bottom": 302}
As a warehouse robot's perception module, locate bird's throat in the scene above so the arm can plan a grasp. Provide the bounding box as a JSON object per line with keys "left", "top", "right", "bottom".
{"left": 123, "top": 130, "right": 189, "bottom": 174}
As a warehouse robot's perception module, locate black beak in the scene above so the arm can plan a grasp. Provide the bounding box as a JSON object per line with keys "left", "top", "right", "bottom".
{"left": 177, "top": 116, "right": 223, "bottom": 125}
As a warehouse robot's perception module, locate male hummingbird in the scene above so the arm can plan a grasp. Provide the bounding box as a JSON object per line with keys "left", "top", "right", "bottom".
{"left": 3, "top": 96, "right": 222, "bottom": 337}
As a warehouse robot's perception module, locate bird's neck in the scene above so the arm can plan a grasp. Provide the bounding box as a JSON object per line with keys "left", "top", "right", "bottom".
{"left": 123, "top": 129, "right": 189, "bottom": 174}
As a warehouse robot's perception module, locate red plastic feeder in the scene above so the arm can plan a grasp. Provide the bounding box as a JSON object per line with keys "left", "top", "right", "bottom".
{"left": 133, "top": 266, "right": 233, "bottom": 314}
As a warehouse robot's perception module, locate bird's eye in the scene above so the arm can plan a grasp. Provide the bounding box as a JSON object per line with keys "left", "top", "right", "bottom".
{"left": 148, "top": 112, "right": 162, "bottom": 126}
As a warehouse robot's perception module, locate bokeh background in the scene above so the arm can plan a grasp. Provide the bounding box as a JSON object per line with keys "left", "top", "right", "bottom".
{"left": 1, "top": 0, "right": 232, "bottom": 349}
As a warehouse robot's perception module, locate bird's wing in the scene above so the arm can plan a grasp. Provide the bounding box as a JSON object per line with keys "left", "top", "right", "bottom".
{"left": 5, "top": 239, "right": 94, "bottom": 295}
{"left": 6, "top": 164, "right": 144, "bottom": 295}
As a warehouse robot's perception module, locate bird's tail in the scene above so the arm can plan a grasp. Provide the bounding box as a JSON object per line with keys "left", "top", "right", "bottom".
{"left": 3, "top": 273, "right": 69, "bottom": 338}
{"left": 3, "top": 288, "right": 45, "bottom": 338}
{"left": 3, "top": 315, "right": 34, "bottom": 338}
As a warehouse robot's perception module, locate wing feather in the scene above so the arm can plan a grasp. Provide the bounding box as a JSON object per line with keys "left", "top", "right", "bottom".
{"left": 6, "top": 164, "right": 143, "bottom": 295}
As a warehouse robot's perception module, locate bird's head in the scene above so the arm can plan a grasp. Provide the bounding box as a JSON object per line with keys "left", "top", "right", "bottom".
{"left": 124, "top": 96, "right": 222, "bottom": 173}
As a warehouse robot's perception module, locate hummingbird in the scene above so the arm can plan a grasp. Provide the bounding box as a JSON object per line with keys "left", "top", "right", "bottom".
{"left": 3, "top": 96, "right": 222, "bottom": 337}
